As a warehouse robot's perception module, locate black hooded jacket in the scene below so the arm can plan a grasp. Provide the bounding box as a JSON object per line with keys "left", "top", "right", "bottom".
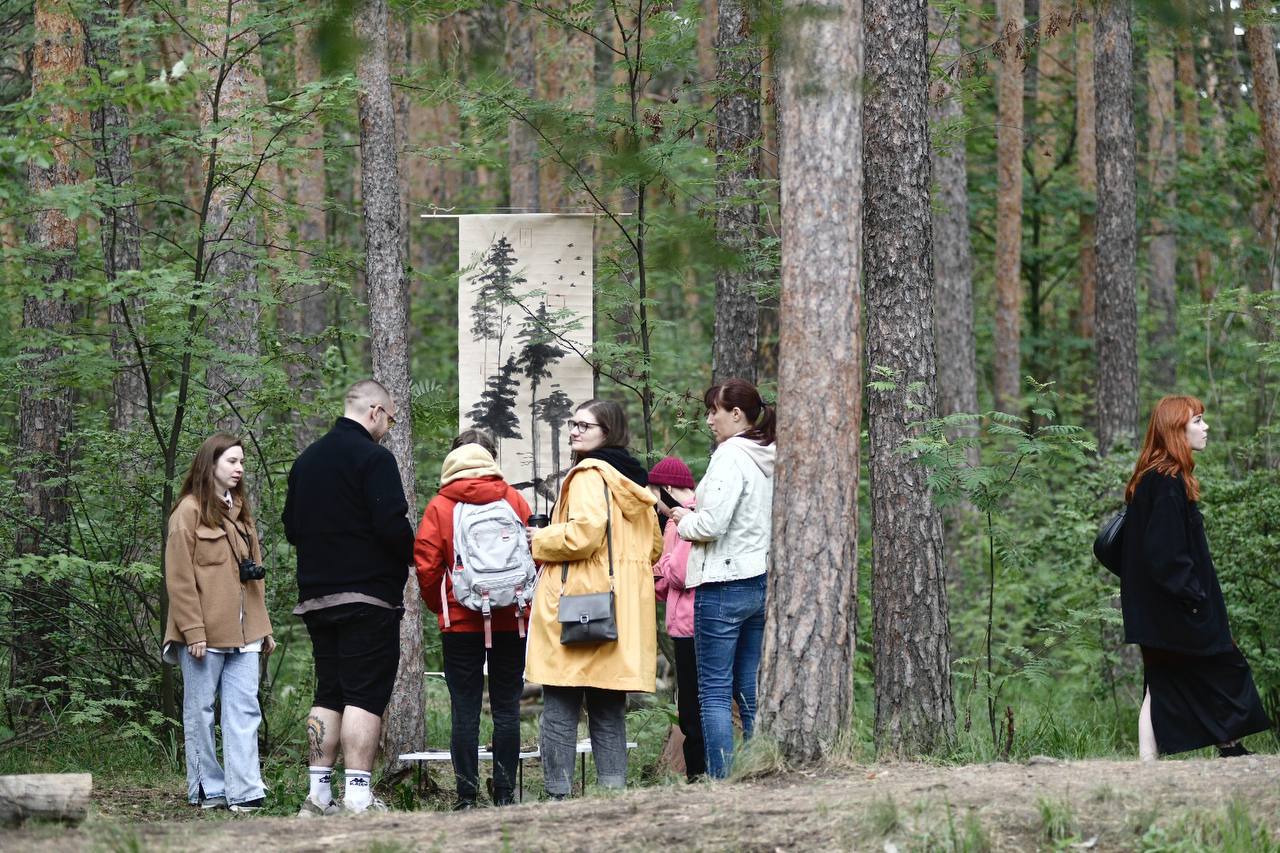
{"left": 1120, "top": 470, "right": 1233, "bottom": 655}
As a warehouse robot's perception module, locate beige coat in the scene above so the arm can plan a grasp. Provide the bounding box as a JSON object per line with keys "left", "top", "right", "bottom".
{"left": 527, "top": 460, "right": 663, "bottom": 692}
{"left": 163, "top": 494, "right": 272, "bottom": 651}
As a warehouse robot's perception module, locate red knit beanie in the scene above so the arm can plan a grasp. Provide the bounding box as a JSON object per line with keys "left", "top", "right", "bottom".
{"left": 648, "top": 456, "right": 695, "bottom": 489}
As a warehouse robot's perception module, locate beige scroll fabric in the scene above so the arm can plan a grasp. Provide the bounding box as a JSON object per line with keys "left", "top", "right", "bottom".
{"left": 458, "top": 214, "right": 595, "bottom": 513}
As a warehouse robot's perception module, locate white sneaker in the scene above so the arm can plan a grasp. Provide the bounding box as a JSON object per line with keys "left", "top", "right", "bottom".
{"left": 342, "top": 797, "right": 389, "bottom": 815}
{"left": 297, "top": 796, "right": 342, "bottom": 818}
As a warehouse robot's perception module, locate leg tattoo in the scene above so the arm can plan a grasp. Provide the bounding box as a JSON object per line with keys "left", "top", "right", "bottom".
{"left": 307, "top": 715, "right": 327, "bottom": 764}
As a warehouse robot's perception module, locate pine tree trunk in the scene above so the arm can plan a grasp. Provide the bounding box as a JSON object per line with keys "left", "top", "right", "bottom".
{"left": 711, "top": 0, "right": 761, "bottom": 384}
{"left": 1077, "top": 16, "right": 1098, "bottom": 340}
{"left": 1177, "top": 33, "right": 1214, "bottom": 302}
{"left": 1093, "top": 0, "right": 1139, "bottom": 454}
{"left": 291, "top": 21, "right": 330, "bottom": 446}
{"left": 863, "top": 0, "right": 954, "bottom": 759}
{"left": 1244, "top": 0, "right": 1280, "bottom": 224}
{"left": 1146, "top": 32, "right": 1177, "bottom": 390}
{"left": 506, "top": 3, "right": 539, "bottom": 211}
{"left": 354, "top": 0, "right": 423, "bottom": 774}
{"left": 757, "top": 0, "right": 862, "bottom": 764}
{"left": 86, "top": 0, "right": 144, "bottom": 431}
{"left": 194, "top": 0, "right": 263, "bottom": 433}
{"left": 928, "top": 6, "right": 978, "bottom": 426}
{"left": 14, "top": 0, "right": 82, "bottom": 717}
{"left": 993, "top": 0, "right": 1023, "bottom": 412}
{"left": 1217, "top": 0, "right": 1244, "bottom": 112}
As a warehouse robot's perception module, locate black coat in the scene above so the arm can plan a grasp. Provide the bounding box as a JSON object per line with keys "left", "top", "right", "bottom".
{"left": 1120, "top": 470, "right": 1233, "bottom": 655}
{"left": 283, "top": 418, "right": 413, "bottom": 607}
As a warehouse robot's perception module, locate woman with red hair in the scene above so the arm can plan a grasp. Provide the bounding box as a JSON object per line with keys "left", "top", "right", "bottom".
{"left": 1121, "top": 395, "right": 1269, "bottom": 761}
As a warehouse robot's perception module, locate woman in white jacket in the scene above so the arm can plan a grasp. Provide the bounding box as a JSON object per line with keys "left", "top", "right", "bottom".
{"left": 669, "top": 379, "right": 775, "bottom": 778}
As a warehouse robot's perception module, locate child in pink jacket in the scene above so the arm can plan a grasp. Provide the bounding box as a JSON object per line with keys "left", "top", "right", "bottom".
{"left": 649, "top": 456, "right": 703, "bottom": 780}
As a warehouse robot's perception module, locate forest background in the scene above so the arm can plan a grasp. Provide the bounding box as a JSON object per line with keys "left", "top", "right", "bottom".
{"left": 0, "top": 0, "right": 1278, "bottom": 817}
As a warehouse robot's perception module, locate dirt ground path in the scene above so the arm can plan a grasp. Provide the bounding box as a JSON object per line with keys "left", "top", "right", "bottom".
{"left": 5, "top": 755, "right": 1280, "bottom": 851}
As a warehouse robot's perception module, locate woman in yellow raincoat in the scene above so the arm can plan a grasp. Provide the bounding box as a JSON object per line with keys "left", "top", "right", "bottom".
{"left": 527, "top": 399, "right": 662, "bottom": 798}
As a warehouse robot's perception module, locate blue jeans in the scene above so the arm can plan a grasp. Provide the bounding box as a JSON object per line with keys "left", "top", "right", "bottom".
{"left": 695, "top": 573, "right": 767, "bottom": 778}
{"left": 179, "top": 647, "right": 265, "bottom": 805}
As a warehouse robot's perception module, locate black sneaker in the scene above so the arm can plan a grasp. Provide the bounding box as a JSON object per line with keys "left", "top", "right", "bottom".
{"left": 1218, "top": 744, "right": 1253, "bottom": 758}
{"left": 229, "top": 797, "right": 265, "bottom": 813}
{"left": 451, "top": 799, "right": 477, "bottom": 811}
{"left": 199, "top": 795, "right": 228, "bottom": 810}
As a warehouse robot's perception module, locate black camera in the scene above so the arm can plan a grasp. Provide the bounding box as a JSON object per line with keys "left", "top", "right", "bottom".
{"left": 239, "top": 557, "right": 266, "bottom": 582}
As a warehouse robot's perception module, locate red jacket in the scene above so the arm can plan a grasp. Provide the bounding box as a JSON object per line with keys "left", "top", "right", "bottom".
{"left": 414, "top": 477, "right": 532, "bottom": 633}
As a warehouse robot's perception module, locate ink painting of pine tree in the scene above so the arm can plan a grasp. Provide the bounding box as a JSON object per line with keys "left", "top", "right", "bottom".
{"left": 468, "top": 354, "right": 523, "bottom": 441}
{"left": 517, "top": 302, "right": 566, "bottom": 496}
{"left": 535, "top": 385, "right": 575, "bottom": 498}
{"left": 468, "top": 235, "right": 527, "bottom": 371}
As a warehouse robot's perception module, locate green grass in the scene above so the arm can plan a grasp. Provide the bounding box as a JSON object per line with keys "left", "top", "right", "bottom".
{"left": 1136, "top": 799, "right": 1280, "bottom": 853}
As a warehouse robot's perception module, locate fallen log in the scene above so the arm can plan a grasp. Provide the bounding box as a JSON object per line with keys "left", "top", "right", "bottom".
{"left": 0, "top": 773, "right": 92, "bottom": 826}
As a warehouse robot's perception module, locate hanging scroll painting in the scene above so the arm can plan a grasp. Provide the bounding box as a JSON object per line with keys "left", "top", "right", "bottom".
{"left": 458, "top": 214, "right": 594, "bottom": 514}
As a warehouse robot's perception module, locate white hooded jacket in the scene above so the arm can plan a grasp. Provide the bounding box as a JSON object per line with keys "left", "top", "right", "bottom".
{"left": 677, "top": 435, "right": 775, "bottom": 587}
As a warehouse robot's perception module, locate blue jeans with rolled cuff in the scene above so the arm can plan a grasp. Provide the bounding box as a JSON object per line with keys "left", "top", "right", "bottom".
{"left": 694, "top": 573, "right": 767, "bottom": 779}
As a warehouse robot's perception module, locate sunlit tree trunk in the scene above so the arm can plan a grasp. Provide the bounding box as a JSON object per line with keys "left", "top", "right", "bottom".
{"left": 1093, "top": 0, "right": 1138, "bottom": 454}
{"left": 1146, "top": 31, "right": 1177, "bottom": 391}
{"left": 1177, "top": 31, "right": 1213, "bottom": 302}
{"left": 506, "top": 3, "right": 539, "bottom": 211}
{"left": 993, "top": 0, "right": 1023, "bottom": 411}
{"left": 711, "top": 0, "right": 761, "bottom": 384}
{"left": 864, "top": 0, "right": 954, "bottom": 759}
{"left": 86, "top": 0, "right": 144, "bottom": 431}
{"left": 193, "top": 0, "right": 264, "bottom": 432}
{"left": 1076, "top": 15, "right": 1098, "bottom": 340}
{"left": 14, "top": 0, "right": 82, "bottom": 718}
{"left": 354, "top": 0, "right": 423, "bottom": 775}
{"left": 757, "top": 0, "right": 862, "bottom": 764}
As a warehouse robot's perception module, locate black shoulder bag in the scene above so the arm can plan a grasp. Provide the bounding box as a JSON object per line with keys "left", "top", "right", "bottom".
{"left": 557, "top": 481, "right": 618, "bottom": 645}
{"left": 1093, "top": 508, "right": 1126, "bottom": 578}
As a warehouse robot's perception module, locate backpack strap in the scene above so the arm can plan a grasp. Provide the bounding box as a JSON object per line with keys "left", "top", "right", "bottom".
{"left": 560, "top": 478, "right": 614, "bottom": 592}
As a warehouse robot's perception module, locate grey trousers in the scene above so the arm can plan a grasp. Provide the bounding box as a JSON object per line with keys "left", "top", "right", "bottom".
{"left": 539, "top": 685, "right": 628, "bottom": 795}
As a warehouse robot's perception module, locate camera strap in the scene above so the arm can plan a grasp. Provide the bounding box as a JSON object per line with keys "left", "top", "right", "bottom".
{"left": 224, "top": 520, "right": 255, "bottom": 564}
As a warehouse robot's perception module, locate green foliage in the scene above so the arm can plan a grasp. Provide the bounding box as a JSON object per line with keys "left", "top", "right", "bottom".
{"left": 1136, "top": 799, "right": 1280, "bottom": 853}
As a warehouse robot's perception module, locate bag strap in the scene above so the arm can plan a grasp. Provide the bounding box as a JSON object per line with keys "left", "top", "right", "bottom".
{"left": 560, "top": 478, "right": 614, "bottom": 591}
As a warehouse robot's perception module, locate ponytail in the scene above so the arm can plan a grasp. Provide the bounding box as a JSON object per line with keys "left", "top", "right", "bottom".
{"left": 704, "top": 379, "right": 775, "bottom": 446}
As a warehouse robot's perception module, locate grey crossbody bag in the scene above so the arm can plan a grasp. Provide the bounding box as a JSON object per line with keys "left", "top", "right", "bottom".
{"left": 557, "top": 481, "right": 618, "bottom": 645}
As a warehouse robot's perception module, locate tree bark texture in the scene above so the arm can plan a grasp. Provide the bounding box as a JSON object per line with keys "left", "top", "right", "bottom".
{"left": 1076, "top": 16, "right": 1098, "bottom": 340}
{"left": 194, "top": 0, "right": 263, "bottom": 432}
{"left": 289, "top": 21, "right": 330, "bottom": 446}
{"left": 1176, "top": 32, "right": 1213, "bottom": 302}
{"left": 537, "top": 11, "right": 593, "bottom": 210}
{"left": 758, "top": 0, "right": 862, "bottom": 764}
{"left": 993, "top": 0, "right": 1023, "bottom": 412}
{"left": 928, "top": 6, "right": 978, "bottom": 425}
{"left": 354, "top": 0, "right": 423, "bottom": 772}
{"left": 1244, "top": 1, "right": 1280, "bottom": 224}
{"left": 506, "top": 3, "right": 539, "bottom": 211}
{"left": 863, "top": 0, "right": 955, "bottom": 759}
{"left": 14, "top": 0, "right": 81, "bottom": 714}
{"left": 1093, "top": 0, "right": 1139, "bottom": 454}
{"left": 711, "top": 0, "right": 761, "bottom": 384}
{"left": 86, "top": 0, "right": 144, "bottom": 431}
{"left": 1146, "top": 33, "right": 1177, "bottom": 391}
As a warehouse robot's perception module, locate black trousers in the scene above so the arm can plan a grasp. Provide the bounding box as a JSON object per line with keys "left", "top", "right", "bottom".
{"left": 441, "top": 631, "right": 526, "bottom": 802}
{"left": 673, "top": 636, "right": 706, "bottom": 780}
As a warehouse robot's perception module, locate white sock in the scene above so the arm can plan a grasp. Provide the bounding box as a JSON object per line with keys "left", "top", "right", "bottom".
{"left": 308, "top": 766, "right": 333, "bottom": 805}
{"left": 344, "top": 770, "right": 372, "bottom": 809}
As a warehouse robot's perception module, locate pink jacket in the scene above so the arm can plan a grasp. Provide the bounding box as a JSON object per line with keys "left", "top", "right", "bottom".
{"left": 653, "top": 500, "right": 695, "bottom": 638}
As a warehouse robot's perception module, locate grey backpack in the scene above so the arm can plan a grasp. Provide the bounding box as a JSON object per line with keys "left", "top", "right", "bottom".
{"left": 449, "top": 499, "right": 536, "bottom": 646}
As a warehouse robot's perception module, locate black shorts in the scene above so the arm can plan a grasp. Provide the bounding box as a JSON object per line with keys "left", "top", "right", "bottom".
{"left": 303, "top": 603, "right": 402, "bottom": 716}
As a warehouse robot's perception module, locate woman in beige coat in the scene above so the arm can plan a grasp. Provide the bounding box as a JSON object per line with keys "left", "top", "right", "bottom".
{"left": 527, "top": 400, "right": 662, "bottom": 798}
{"left": 163, "top": 433, "right": 274, "bottom": 812}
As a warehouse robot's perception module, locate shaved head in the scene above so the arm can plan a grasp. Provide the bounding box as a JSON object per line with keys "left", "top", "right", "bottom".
{"left": 343, "top": 379, "right": 392, "bottom": 417}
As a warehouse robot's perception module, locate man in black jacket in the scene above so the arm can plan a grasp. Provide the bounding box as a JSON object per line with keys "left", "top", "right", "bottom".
{"left": 283, "top": 379, "right": 413, "bottom": 816}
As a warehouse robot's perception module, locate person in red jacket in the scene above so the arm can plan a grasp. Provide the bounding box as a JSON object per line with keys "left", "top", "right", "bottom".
{"left": 415, "top": 430, "right": 531, "bottom": 809}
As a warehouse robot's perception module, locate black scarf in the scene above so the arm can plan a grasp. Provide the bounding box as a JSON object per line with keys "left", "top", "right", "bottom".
{"left": 581, "top": 447, "right": 649, "bottom": 487}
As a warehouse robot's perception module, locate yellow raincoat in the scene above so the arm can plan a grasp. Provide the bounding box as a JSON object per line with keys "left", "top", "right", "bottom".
{"left": 527, "top": 459, "right": 663, "bottom": 692}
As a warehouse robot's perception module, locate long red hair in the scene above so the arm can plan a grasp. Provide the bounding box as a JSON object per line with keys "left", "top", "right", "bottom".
{"left": 1125, "top": 395, "right": 1203, "bottom": 503}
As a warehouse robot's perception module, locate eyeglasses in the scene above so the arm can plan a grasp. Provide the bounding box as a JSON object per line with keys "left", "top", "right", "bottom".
{"left": 567, "top": 420, "right": 605, "bottom": 434}
{"left": 372, "top": 404, "right": 397, "bottom": 427}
